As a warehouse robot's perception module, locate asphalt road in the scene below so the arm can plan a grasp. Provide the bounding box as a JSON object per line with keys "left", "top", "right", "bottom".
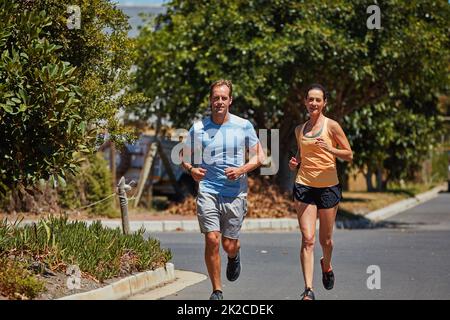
{"left": 146, "top": 192, "right": 450, "bottom": 300}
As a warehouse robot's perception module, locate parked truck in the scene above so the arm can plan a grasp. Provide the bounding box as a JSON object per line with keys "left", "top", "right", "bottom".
{"left": 102, "top": 134, "right": 196, "bottom": 202}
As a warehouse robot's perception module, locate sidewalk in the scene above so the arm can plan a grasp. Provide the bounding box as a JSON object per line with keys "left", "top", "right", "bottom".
{"left": 19, "top": 183, "right": 447, "bottom": 232}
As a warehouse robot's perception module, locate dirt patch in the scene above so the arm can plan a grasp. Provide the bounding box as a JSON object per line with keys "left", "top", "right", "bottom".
{"left": 165, "top": 177, "right": 296, "bottom": 218}
{"left": 0, "top": 270, "right": 126, "bottom": 300}
{"left": 35, "top": 272, "right": 105, "bottom": 300}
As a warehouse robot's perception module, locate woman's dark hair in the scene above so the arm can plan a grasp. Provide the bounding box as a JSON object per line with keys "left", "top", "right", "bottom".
{"left": 305, "top": 83, "right": 328, "bottom": 101}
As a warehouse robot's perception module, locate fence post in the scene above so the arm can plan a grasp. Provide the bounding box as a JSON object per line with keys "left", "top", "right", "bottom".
{"left": 117, "top": 176, "right": 130, "bottom": 235}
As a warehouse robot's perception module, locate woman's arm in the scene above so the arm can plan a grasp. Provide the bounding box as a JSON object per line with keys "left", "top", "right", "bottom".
{"left": 316, "top": 120, "right": 353, "bottom": 162}
{"left": 330, "top": 121, "right": 353, "bottom": 162}
{"left": 289, "top": 125, "right": 302, "bottom": 171}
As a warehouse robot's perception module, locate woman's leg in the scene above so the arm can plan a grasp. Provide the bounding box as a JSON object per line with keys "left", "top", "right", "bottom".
{"left": 318, "top": 205, "right": 338, "bottom": 271}
{"left": 295, "top": 200, "right": 318, "bottom": 291}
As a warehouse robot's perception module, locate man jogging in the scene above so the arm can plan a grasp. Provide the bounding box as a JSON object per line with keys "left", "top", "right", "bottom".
{"left": 180, "top": 79, "right": 265, "bottom": 300}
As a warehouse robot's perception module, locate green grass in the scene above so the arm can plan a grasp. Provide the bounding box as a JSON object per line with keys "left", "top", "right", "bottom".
{"left": 387, "top": 181, "right": 441, "bottom": 197}
{"left": 0, "top": 216, "right": 172, "bottom": 286}
{"left": 339, "top": 181, "right": 443, "bottom": 220}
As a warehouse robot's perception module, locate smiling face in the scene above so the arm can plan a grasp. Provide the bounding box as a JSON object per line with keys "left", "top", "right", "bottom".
{"left": 210, "top": 84, "right": 232, "bottom": 117}
{"left": 305, "top": 88, "right": 327, "bottom": 117}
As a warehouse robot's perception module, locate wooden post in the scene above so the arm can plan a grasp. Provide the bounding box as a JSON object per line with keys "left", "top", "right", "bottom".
{"left": 117, "top": 176, "right": 130, "bottom": 235}
{"left": 133, "top": 141, "right": 158, "bottom": 208}
{"left": 109, "top": 141, "right": 117, "bottom": 208}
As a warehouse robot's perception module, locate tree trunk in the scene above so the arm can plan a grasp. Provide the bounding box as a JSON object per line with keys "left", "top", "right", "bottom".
{"left": 109, "top": 141, "right": 116, "bottom": 190}
{"left": 376, "top": 165, "right": 385, "bottom": 191}
{"left": 277, "top": 142, "right": 297, "bottom": 193}
{"left": 337, "top": 161, "right": 349, "bottom": 190}
{"left": 382, "top": 177, "right": 388, "bottom": 191}
{"left": 109, "top": 141, "right": 117, "bottom": 208}
{"left": 365, "top": 167, "right": 374, "bottom": 192}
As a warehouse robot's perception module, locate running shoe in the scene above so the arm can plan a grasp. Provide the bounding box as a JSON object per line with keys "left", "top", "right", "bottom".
{"left": 300, "top": 287, "right": 315, "bottom": 300}
{"left": 226, "top": 250, "right": 241, "bottom": 282}
{"left": 320, "top": 257, "right": 335, "bottom": 290}
{"left": 209, "top": 290, "right": 223, "bottom": 300}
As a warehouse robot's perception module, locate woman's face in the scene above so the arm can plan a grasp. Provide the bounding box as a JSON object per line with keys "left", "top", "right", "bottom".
{"left": 305, "top": 89, "right": 326, "bottom": 117}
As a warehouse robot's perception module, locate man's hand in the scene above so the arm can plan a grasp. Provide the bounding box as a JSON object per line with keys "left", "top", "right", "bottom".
{"left": 225, "top": 167, "right": 244, "bottom": 180}
{"left": 289, "top": 157, "right": 299, "bottom": 171}
{"left": 191, "top": 167, "right": 207, "bottom": 182}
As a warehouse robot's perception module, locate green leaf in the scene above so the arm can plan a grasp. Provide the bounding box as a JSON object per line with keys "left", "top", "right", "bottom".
{"left": 57, "top": 175, "right": 67, "bottom": 188}
{"left": 1, "top": 104, "right": 13, "bottom": 113}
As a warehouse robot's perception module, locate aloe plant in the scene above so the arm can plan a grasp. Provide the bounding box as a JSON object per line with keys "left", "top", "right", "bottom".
{"left": 0, "top": 216, "right": 172, "bottom": 283}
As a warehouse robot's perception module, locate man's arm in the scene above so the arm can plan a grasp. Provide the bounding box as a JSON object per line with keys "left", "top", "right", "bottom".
{"left": 179, "top": 140, "right": 207, "bottom": 182}
{"left": 224, "top": 142, "right": 266, "bottom": 180}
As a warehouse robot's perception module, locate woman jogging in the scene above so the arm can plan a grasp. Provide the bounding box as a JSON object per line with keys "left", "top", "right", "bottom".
{"left": 289, "top": 84, "right": 353, "bottom": 300}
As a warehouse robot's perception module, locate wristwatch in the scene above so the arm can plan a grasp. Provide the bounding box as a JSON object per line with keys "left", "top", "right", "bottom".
{"left": 188, "top": 166, "right": 193, "bottom": 174}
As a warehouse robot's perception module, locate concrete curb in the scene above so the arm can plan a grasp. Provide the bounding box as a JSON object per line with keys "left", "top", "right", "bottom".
{"left": 365, "top": 183, "right": 447, "bottom": 222}
{"left": 87, "top": 218, "right": 300, "bottom": 232}
{"left": 58, "top": 263, "right": 175, "bottom": 300}
{"left": 335, "top": 183, "right": 447, "bottom": 229}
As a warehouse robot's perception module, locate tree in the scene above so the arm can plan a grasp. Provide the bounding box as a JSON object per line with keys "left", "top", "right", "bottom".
{"left": 135, "top": 0, "right": 449, "bottom": 190}
{"left": 345, "top": 100, "right": 443, "bottom": 191}
{"left": 0, "top": 0, "right": 141, "bottom": 195}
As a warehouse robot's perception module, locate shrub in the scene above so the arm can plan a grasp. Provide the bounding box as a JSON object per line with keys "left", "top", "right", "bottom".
{"left": 0, "top": 256, "right": 46, "bottom": 300}
{"left": 58, "top": 153, "right": 119, "bottom": 217}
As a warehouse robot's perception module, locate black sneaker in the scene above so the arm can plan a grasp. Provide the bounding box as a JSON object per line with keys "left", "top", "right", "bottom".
{"left": 320, "top": 257, "right": 335, "bottom": 290}
{"left": 226, "top": 251, "right": 241, "bottom": 282}
{"left": 300, "top": 287, "right": 315, "bottom": 300}
{"left": 209, "top": 290, "right": 223, "bottom": 300}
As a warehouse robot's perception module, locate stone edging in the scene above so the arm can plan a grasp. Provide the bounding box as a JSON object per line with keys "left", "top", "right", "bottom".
{"left": 58, "top": 263, "right": 175, "bottom": 300}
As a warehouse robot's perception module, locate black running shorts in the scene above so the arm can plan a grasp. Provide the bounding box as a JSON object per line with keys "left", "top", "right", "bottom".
{"left": 292, "top": 183, "right": 342, "bottom": 209}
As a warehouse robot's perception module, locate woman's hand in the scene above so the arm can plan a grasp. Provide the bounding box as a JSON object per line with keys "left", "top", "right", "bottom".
{"left": 315, "top": 137, "right": 334, "bottom": 153}
{"left": 289, "top": 157, "right": 300, "bottom": 171}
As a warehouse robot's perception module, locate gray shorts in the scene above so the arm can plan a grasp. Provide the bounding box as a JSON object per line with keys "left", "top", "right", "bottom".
{"left": 196, "top": 191, "right": 248, "bottom": 239}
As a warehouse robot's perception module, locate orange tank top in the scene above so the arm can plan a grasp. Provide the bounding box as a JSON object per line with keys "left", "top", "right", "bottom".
{"left": 295, "top": 117, "right": 339, "bottom": 187}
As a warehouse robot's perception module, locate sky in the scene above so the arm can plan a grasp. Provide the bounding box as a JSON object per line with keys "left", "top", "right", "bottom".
{"left": 116, "top": 0, "right": 165, "bottom": 6}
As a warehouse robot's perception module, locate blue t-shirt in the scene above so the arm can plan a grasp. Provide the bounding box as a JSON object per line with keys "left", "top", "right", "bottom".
{"left": 185, "top": 114, "right": 259, "bottom": 197}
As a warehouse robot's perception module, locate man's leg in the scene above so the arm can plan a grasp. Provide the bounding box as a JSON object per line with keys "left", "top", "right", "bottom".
{"left": 220, "top": 196, "right": 246, "bottom": 282}
{"left": 205, "top": 231, "right": 222, "bottom": 291}
{"left": 222, "top": 236, "right": 240, "bottom": 259}
{"left": 295, "top": 200, "right": 318, "bottom": 292}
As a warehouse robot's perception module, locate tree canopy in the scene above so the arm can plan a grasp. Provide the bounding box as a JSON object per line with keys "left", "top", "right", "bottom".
{"left": 134, "top": 0, "right": 449, "bottom": 190}
{"left": 0, "top": 0, "right": 140, "bottom": 192}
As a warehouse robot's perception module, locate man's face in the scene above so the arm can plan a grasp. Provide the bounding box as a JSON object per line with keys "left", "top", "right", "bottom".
{"left": 210, "top": 85, "right": 232, "bottom": 116}
{"left": 305, "top": 89, "right": 326, "bottom": 116}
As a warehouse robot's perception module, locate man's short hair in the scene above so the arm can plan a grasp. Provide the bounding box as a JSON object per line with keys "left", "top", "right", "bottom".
{"left": 209, "top": 79, "right": 233, "bottom": 98}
